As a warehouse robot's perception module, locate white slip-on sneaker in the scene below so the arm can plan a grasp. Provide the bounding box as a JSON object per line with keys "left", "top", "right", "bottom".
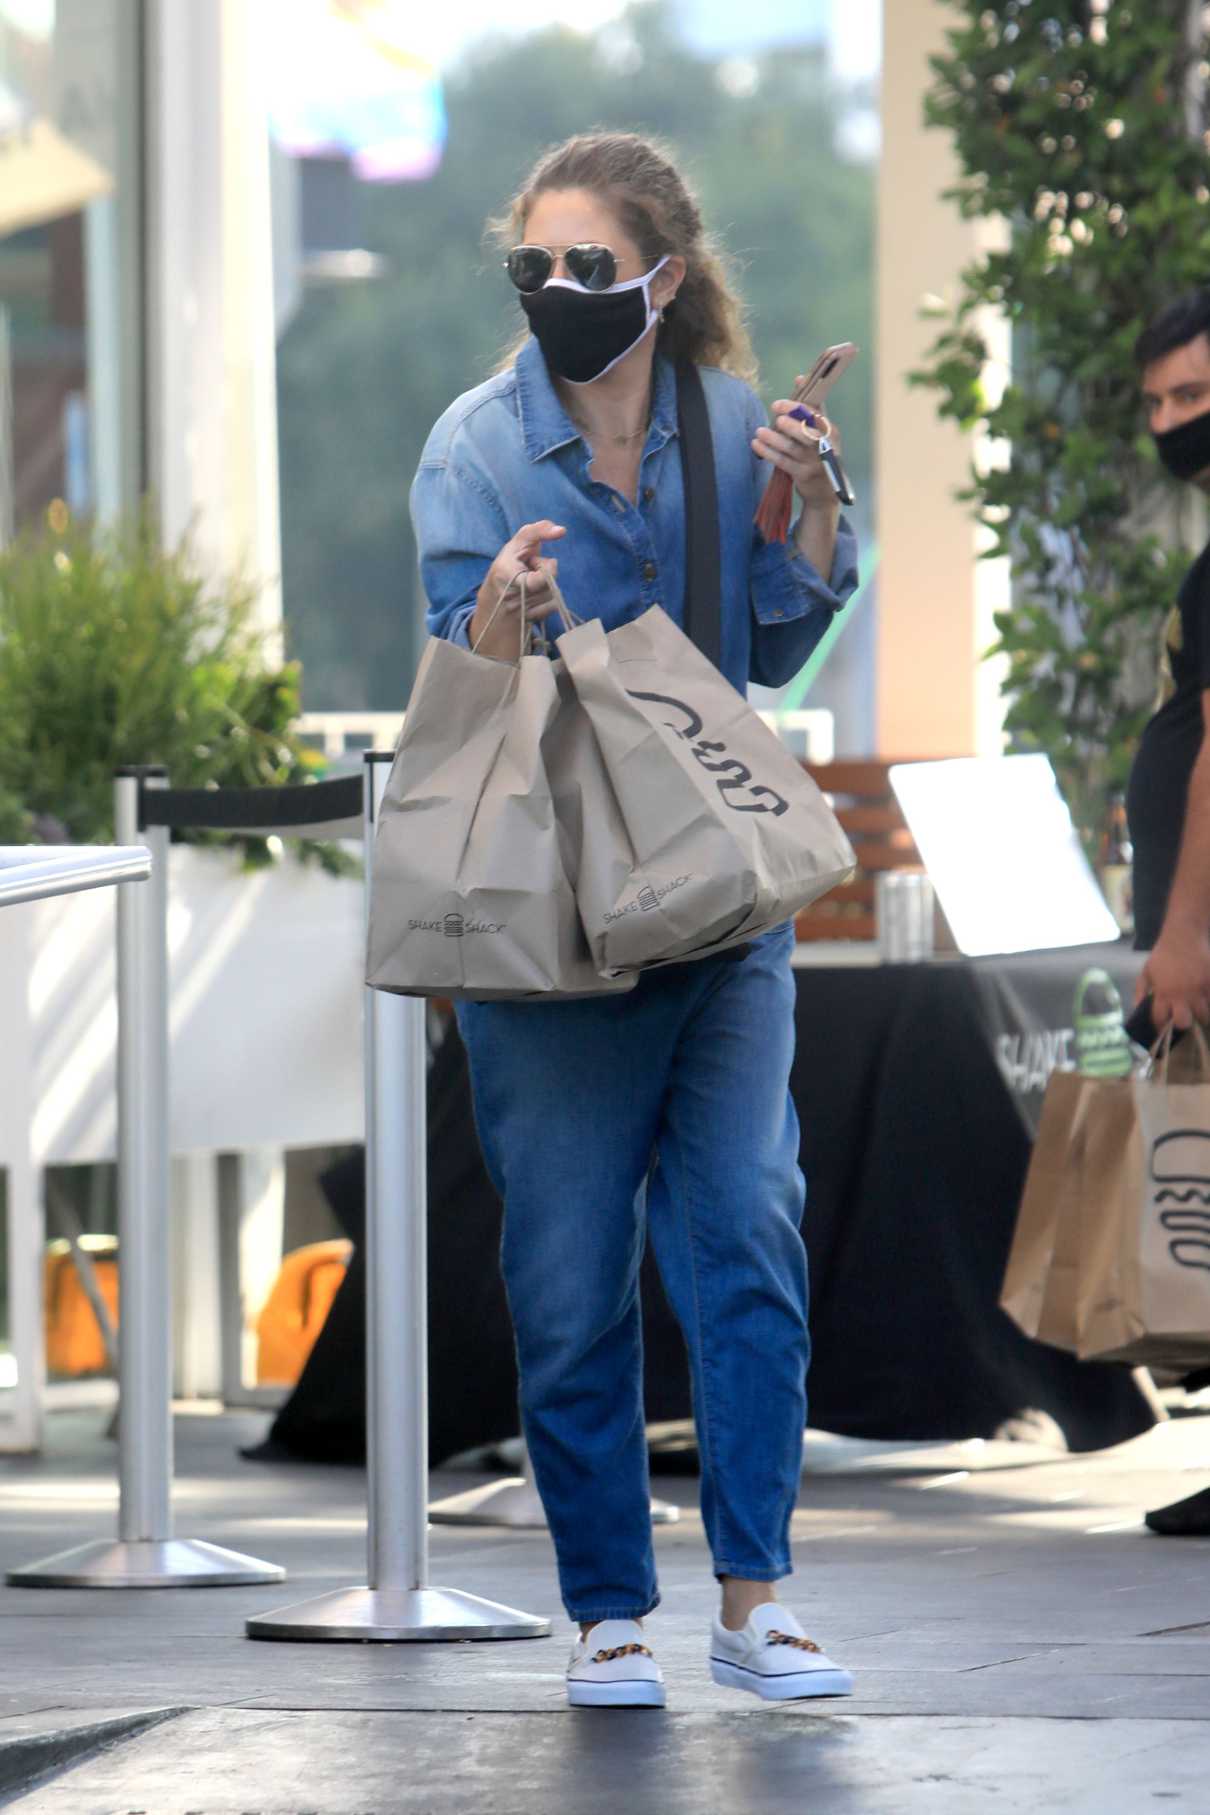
{"left": 566, "top": 1618, "right": 666, "bottom": 1709}
{"left": 710, "top": 1602, "right": 854, "bottom": 1702}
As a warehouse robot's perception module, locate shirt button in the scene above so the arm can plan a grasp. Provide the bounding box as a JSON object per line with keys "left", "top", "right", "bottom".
{"left": 642, "top": 560, "right": 657, "bottom": 581}
{"left": 642, "top": 486, "right": 655, "bottom": 503}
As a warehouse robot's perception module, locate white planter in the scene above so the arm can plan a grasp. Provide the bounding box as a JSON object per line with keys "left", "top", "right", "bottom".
{"left": 0, "top": 846, "right": 365, "bottom": 1449}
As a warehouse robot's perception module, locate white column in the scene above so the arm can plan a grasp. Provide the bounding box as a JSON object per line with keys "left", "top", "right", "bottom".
{"left": 0, "top": 908, "right": 44, "bottom": 1452}
{"left": 219, "top": 0, "right": 284, "bottom": 659}
{"left": 171, "top": 1155, "right": 223, "bottom": 1401}
{"left": 144, "top": 0, "right": 282, "bottom": 653}
{"left": 876, "top": 0, "right": 1009, "bottom": 758}
{"left": 235, "top": 1148, "right": 286, "bottom": 1392}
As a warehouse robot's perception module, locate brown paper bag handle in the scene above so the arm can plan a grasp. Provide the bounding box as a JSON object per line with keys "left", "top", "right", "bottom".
{"left": 532, "top": 571, "right": 583, "bottom": 648}
{"left": 471, "top": 569, "right": 538, "bottom": 661}
{"left": 1148, "top": 1020, "right": 1210, "bottom": 1084}
{"left": 471, "top": 568, "right": 584, "bottom": 661}
{"left": 538, "top": 569, "right": 580, "bottom": 638}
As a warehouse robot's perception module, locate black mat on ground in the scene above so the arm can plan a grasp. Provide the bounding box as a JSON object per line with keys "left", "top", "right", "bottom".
{"left": 252, "top": 957, "right": 1154, "bottom": 1467}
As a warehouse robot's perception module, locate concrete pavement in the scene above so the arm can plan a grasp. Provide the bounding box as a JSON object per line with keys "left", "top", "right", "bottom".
{"left": 1, "top": 1406, "right": 1208, "bottom": 1811}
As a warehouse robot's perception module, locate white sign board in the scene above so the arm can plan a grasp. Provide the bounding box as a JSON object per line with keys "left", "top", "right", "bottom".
{"left": 889, "top": 754, "right": 1122, "bottom": 957}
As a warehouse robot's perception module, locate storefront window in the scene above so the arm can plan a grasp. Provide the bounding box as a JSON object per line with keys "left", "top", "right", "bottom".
{"left": 0, "top": 0, "right": 144, "bottom": 537}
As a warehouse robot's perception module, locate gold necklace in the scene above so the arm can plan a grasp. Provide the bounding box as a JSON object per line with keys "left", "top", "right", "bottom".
{"left": 568, "top": 400, "right": 651, "bottom": 447}
{"left": 572, "top": 418, "right": 647, "bottom": 447}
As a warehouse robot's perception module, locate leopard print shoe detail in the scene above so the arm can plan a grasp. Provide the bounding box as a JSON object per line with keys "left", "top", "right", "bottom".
{"left": 567, "top": 1620, "right": 665, "bottom": 1709}
{"left": 711, "top": 1606, "right": 853, "bottom": 1702}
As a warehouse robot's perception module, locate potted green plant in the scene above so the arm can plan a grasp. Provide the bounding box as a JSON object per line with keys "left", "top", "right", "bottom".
{"left": 0, "top": 510, "right": 353, "bottom": 871}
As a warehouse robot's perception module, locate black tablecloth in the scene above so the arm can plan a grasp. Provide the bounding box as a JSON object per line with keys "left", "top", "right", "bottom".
{"left": 790, "top": 945, "right": 1151, "bottom": 1448}
{"left": 262, "top": 945, "right": 1155, "bottom": 1466}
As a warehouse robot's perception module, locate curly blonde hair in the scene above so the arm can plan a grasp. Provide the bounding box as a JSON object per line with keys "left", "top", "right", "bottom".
{"left": 491, "top": 131, "right": 757, "bottom": 384}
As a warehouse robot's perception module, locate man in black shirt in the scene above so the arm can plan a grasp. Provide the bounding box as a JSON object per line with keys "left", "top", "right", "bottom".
{"left": 1127, "top": 291, "right": 1210, "bottom": 1535}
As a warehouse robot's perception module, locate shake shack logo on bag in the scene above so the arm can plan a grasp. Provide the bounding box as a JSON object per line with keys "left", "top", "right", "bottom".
{"left": 407, "top": 908, "right": 505, "bottom": 938}
{"left": 604, "top": 875, "right": 692, "bottom": 925}
{"left": 628, "top": 691, "right": 789, "bottom": 817}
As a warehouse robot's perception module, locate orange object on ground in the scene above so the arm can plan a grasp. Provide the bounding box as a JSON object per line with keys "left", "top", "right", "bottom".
{"left": 255, "top": 1239, "right": 352, "bottom": 1385}
{"left": 44, "top": 1238, "right": 119, "bottom": 1378}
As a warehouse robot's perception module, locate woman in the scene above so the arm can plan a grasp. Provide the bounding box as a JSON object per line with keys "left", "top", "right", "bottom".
{"left": 411, "top": 132, "right": 858, "bottom": 1709}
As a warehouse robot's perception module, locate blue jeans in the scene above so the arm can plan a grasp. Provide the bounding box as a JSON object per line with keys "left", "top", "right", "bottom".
{"left": 456, "top": 922, "right": 809, "bottom": 1624}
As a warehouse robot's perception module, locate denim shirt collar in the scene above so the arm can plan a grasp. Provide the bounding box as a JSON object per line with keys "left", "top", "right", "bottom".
{"left": 515, "top": 334, "right": 679, "bottom": 464}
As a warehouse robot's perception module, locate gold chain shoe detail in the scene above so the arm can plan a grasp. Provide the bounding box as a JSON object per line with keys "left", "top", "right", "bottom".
{"left": 591, "top": 1642, "right": 654, "bottom": 1664}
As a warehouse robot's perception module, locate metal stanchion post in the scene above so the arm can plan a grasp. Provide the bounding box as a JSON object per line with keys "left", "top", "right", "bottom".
{"left": 8, "top": 769, "right": 284, "bottom": 1587}
{"left": 430, "top": 1441, "right": 681, "bottom": 1529}
{"left": 247, "top": 754, "right": 549, "bottom": 1640}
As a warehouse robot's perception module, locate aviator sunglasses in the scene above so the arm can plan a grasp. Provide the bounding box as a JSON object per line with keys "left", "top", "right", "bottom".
{"left": 504, "top": 242, "right": 636, "bottom": 294}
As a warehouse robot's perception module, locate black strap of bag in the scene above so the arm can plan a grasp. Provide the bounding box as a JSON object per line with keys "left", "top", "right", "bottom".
{"left": 675, "top": 360, "right": 722, "bottom": 670}
{"left": 673, "top": 362, "right": 750, "bottom": 963}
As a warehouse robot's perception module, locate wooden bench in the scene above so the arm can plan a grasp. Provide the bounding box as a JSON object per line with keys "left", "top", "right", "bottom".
{"left": 795, "top": 759, "right": 929, "bottom": 944}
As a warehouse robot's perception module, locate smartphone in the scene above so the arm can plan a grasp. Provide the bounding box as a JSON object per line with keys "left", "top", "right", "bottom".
{"left": 792, "top": 343, "right": 859, "bottom": 506}
{"left": 796, "top": 342, "right": 859, "bottom": 409}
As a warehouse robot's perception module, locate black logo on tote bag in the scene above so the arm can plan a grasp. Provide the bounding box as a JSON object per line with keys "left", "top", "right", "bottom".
{"left": 1150, "top": 1129, "right": 1210, "bottom": 1272}
{"left": 626, "top": 691, "right": 789, "bottom": 816}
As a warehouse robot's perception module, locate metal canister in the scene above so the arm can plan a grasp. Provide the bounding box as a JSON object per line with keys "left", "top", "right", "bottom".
{"left": 876, "top": 872, "right": 935, "bottom": 962}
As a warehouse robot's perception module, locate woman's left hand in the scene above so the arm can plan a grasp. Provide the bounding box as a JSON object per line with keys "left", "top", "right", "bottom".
{"left": 751, "top": 397, "right": 842, "bottom": 514}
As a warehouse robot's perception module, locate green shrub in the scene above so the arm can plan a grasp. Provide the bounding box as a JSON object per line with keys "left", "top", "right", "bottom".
{"left": 0, "top": 514, "right": 354, "bottom": 873}
{"left": 915, "top": 0, "right": 1210, "bottom": 845}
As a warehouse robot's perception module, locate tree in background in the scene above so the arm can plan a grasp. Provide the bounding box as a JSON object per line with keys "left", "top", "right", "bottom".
{"left": 917, "top": 0, "right": 1210, "bottom": 843}
{"left": 276, "top": 1, "right": 874, "bottom": 708}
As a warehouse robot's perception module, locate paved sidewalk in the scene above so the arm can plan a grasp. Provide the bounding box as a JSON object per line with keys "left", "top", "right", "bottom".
{"left": 1, "top": 1407, "right": 1209, "bottom": 1811}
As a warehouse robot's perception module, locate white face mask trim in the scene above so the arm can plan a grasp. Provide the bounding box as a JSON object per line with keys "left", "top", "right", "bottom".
{"left": 549, "top": 256, "right": 670, "bottom": 387}
{"left": 540, "top": 254, "right": 670, "bottom": 299}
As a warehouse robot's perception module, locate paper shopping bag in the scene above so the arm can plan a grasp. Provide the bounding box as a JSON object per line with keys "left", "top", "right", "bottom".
{"left": 1077, "top": 1035, "right": 1210, "bottom": 1369}
{"left": 366, "top": 629, "right": 633, "bottom": 1002}
{"left": 1001, "top": 1068, "right": 1096, "bottom": 1352}
{"left": 554, "top": 607, "right": 856, "bottom": 974}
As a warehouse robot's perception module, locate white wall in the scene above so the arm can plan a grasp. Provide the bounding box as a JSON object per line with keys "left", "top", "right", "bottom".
{"left": 144, "top": 0, "right": 282, "bottom": 654}
{"left": 876, "top": 0, "right": 1009, "bottom": 758}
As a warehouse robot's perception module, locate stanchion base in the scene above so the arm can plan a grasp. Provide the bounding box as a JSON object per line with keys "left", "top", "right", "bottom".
{"left": 6, "top": 1538, "right": 286, "bottom": 1589}
{"left": 246, "top": 1585, "right": 552, "bottom": 1642}
{"left": 428, "top": 1476, "right": 680, "bottom": 1528}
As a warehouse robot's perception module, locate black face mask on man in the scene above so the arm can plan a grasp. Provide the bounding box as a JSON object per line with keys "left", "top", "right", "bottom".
{"left": 520, "top": 257, "right": 669, "bottom": 386}
{"left": 1154, "top": 408, "right": 1210, "bottom": 483}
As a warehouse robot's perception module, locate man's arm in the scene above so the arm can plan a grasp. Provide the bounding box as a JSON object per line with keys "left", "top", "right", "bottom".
{"left": 1138, "top": 690, "right": 1210, "bottom": 1028}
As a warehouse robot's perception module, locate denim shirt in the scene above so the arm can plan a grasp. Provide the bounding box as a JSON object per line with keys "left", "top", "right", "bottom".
{"left": 410, "top": 337, "right": 858, "bottom": 693}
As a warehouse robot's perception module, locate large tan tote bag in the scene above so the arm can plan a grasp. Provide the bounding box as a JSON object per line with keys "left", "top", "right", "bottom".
{"left": 1077, "top": 1031, "right": 1210, "bottom": 1369}
{"left": 554, "top": 605, "right": 857, "bottom": 975}
{"left": 365, "top": 583, "right": 634, "bottom": 1002}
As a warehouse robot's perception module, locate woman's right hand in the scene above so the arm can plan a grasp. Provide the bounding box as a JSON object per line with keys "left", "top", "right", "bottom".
{"left": 469, "top": 520, "right": 567, "bottom": 660}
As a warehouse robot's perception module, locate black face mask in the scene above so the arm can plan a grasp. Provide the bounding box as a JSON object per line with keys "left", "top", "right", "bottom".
{"left": 520, "top": 260, "right": 666, "bottom": 386}
{"left": 1154, "top": 407, "right": 1210, "bottom": 482}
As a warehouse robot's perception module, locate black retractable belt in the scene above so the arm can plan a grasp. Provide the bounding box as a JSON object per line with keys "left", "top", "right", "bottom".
{"left": 138, "top": 775, "right": 363, "bottom": 832}
{"left": 675, "top": 360, "right": 722, "bottom": 670}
